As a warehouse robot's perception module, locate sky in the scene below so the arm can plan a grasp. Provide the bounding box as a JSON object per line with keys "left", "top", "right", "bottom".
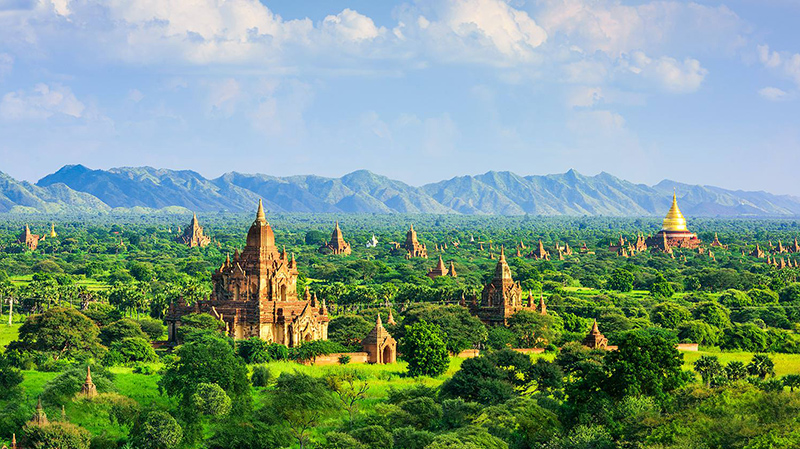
{"left": 0, "top": 0, "right": 799, "bottom": 194}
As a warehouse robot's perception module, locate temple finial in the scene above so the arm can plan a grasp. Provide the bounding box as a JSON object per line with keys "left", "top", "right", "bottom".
{"left": 256, "top": 199, "right": 266, "bottom": 222}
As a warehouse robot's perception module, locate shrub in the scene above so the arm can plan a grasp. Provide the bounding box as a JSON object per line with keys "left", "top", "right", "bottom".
{"left": 105, "top": 338, "right": 158, "bottom": 366}
{"left": 133, "top": 363, "right": 156, "bottom": 375}
{"left": 251, "top": 365, "right": 272, "bottom": 387}
{"left": 82, "top": 303, "right": 122, "bottom": 327}
{"left": 99, "top": 319, "right": 147, "bottom": 346}
{"left": 237, "top": 337, "right": 271, "bottom": 364}
{"left": 129, "top": 410, "right": 183, "bottom": 449}
{"left": 138, "top": 318, "right": 166, "bottom": 340}
{"left": 338, "top": 354, "right": 352, "bottom": 365}
{"left": 22, "top": 421, "right": 91, "bottom": 449}
{"left": 350, "top": 425, "right": 393, "bottom": 449}
{"left": 191, "top": 383, "right": 232, "bottom": 416}
{"left": 41, "top": 365, "right": 116, "bottom": 405}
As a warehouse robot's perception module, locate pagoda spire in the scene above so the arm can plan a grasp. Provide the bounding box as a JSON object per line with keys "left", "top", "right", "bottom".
{"left": 256, "top": 199, "right": 266, "bottom": 223}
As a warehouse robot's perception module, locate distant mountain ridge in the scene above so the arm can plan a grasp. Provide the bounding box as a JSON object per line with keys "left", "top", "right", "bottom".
{"left": 0, "top": 164, "right": 791, "bottom": 216}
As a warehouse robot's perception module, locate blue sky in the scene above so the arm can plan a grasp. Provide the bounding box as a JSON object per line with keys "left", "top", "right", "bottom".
{"left": 0, "top": 0, "right": 798, "bottom": 194}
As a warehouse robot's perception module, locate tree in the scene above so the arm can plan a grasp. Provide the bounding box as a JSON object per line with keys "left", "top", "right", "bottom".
{"left": 650, "top": 274, "right": 674, "bottom": 299}
{"left": 130, "top": 410, "right": 184, "bottom": 449}
{"left": 650, "top": 302, "right": 691, "bottom": 329}
{"left": 395, "top": 304, "right": 487, "bottom": 354}
{"left": 237, "top": 337, "right": 270, "bottom": 364}
{"left": 692, "top": 302, "right": 731, "bottom": 329}
{"left": 677, "top": 321, "right": 721, "bottom": 346}
{"left": 724, "top": 361, "right": 748, "bottom": 381}
{"left": 440, "top": 350, "right": 530, "bottom": 406}
{"left": 399, "top": 321, "right": 450, "bottom": 377}
{"left": 21, "top": 421, "right": 91, "bottom": 449}
{"left": 782, "top": 374, "right": 800, "bottom": 392}
{"left": 176, "top": 313, "right": 225, "bottom": 340}
{"left": 507, "top": 310, "right": 560, "bottom": 348}
{"left": 721, "top": 323, "right": 768, "bottom": 351}
{"left": 159, "top": 335, "right": 250, "bottom": 443}
{"left": 328, "top": 315, "right": 373, "bottom": 348}
{"left": 271, "top": 372, "right": 337, "bottom": 449}
{"left": 747, "top": 354, "right": 775, "bottom": 379}
{"left": 10, "top": 307, "right": 103, "bottom": 361}
{"left": 324, "top": 369, "right": 370, "bottom": 428}
{"left": 99, "top": 319, "right": 147, "bottom": 346}
{"left": 693, "top": 355, "right": 722, "bottom": 387}
{"left": 106, "top": 337, "right": 158, "bottom": 365}
{"left": 191, "top": 382, "right": 232, "bottom": 416}
{"left": 607, "top": 269, "right": 634, "bottom": 292}
{"left": 603, "top": 329, "right": 691, "bottom": 402}
{"left": 81, "top": 302, "right": 122, "bottom": 327}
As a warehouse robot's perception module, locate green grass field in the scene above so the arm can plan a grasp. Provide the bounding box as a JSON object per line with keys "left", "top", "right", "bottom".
{"left": 0, "top": 323, "right": 20, "bottom": 349}
{"left": 8, "top": 275, "right": 110, "bottom": 291}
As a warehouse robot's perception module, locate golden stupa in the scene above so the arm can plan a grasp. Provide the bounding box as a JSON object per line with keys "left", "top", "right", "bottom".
{"left": 645, "top": 191, "right": 702, "bottom": 251}
{"left": 661, "top": 193, "right": 688, "bottom": 232}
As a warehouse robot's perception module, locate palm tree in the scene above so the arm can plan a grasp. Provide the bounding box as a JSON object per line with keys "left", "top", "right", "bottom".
{"left": 747, "top": 354, "right": 776, "bottom": 379}
{"left": 693, "top": 355, "right": 722, "bottom": 387}
{"left": 782, "top": 374, "right": 800, "bottom": 392}
{"left": 724, "top": 361, "right": 748, "bottom": 381}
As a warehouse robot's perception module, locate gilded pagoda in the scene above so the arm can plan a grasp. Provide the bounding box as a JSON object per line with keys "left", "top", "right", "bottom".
{"left": 645, "top": 193, "right": 702, "bottom": 252}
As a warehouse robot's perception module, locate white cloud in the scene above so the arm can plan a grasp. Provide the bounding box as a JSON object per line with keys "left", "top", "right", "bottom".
{"left": 758, "top": 87, "right": 789, "bottom": 101}
{"left": 622, "top": 51, "right": 708, "bottom": 93}
{"left": 321, "top": 9, "right": 382, "bottom": 42}
{"left": 397, "top": 0, "right": 547, "bottom": 64}
{"left": 0, "top": 83, "right": 85, "bottom": 119}
{"left": 757, "top": 44, "right": 800, "bottom": 88}
{"left": 535, "top": 0, "right": 747, "bottom": 57}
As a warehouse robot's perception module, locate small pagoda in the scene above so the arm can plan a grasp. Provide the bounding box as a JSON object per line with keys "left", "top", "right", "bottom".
{"left": 361, "top": 314, "right": 397, "bottom": 364}
{"left": 17, "top": 225, "right": 40, "bottom": 251}
{"left": 582, "top": 320, "right": 608, "bottom": 349}
{"left": 80, "top": 366, "right": 97, "bottom": 398}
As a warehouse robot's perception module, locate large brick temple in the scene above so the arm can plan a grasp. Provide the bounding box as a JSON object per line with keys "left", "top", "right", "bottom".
{"left": 469, "top": 247, "right": 527, "bottom": 326}
{"left": 167, "top": 200, "right": 329, "bottom": 346}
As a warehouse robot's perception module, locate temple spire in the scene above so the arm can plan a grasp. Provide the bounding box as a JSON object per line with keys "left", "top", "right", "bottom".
{"left": 256, "top": 199, "right": 266, "bottom": 223}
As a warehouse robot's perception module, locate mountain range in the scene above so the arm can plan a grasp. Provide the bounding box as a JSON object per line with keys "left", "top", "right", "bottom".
{"left": 0, "top": 164, "right": 796, "bottom": 216}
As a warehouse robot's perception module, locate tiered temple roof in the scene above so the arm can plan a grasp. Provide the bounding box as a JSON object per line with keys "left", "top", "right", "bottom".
{"left": 470, "top": 247, "right": 525, "bottom": 325}
{"left": 17, "top": 225, "right": 40, "bottom": 251}
{"left": 167, "top": 200, "right": 329, "bottom": 347}
{"left": 402, "top": 224, "right": 428, "bottom": 258}
{"left": 319, "top": 221, "right": 352, "bottom": 255}
{"left": 177, "top": 213, "right": 211, "bottom": 247}
{"left": 582, "top": 320, "right": 608, "bottom": 349}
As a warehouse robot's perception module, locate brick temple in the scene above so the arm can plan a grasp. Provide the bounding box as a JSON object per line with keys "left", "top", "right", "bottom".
{"left": 319, "top": 221, "right": 351, "bottom": 255}
{"left": 177, "top": 213, "right": 211, "bottom": 247}
{"left": 167, "top": 200, "right": 329, "bottom": 346}
{"left": 469, "top": 247, "right": 526, "bottom": 326}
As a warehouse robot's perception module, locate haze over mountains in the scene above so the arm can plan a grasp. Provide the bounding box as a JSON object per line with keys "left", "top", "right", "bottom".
{"left": 0, "top": 165, "right": 798, "bottom": 217}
